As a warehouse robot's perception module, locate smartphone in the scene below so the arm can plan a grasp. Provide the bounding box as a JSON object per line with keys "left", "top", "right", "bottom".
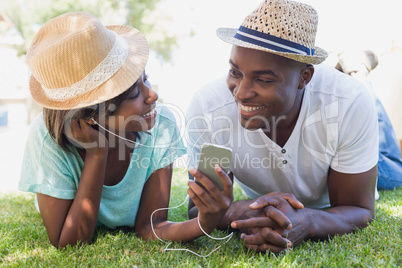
{"left": 196, "top": 143, "right": 232, "bottom": 191}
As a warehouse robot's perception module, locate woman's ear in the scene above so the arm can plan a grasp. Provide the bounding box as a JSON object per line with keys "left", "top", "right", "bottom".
{"left": 298, "top": 64, "right": 314, "bottom": 89}
{"left": 86, "top": 118, "right": 97, "bottom": 125}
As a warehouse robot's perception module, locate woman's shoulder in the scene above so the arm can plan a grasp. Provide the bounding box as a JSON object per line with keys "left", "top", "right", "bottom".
{"left": 27, "top": 113, "right": 73, "bottom": 157}
{"left": 144, "top": 103, "right": 185, "bottom": 149}
{"left": 29, "top": 113, "right": 46, "bottom": 133}
{"left": 154, "top": 103, "right": 182, "bottom": 132}
{"left": 27, "top": 113, "right": 52, "bottom": 145}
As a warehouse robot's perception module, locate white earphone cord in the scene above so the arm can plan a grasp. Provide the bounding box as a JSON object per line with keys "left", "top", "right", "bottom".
{"left": 92, "top": 119, "right": 136, "bottom": 144}
{"left": 92, "top": 119, "right": 185, "bottom": 150}
{"left": 150, "top": 195, "right": 234, "bottom": 258}
{"left": 92, "top": 119, "right": 234, "bottom": 257}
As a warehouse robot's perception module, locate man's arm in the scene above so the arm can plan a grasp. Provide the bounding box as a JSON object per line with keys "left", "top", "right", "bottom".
{"left": 312, "top": 165, "right": 377, "bottom": 238}
{"left": 231, "top": 165, "right": 377, "bottom": 252}
{"left": 188, "top": 176, "right": 304, "bottom": 252}
{"left": 188, "top": 171, "right": 303, "bottom": 233}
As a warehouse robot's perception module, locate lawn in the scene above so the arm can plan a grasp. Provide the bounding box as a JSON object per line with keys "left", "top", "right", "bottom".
{"left": 1, "top": 168, "right": 401, "bottom": 267}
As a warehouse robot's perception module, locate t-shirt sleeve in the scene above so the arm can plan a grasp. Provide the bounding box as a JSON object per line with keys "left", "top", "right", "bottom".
{"left": 149, "top": 106, "right": 187, "bottom": 171}
{"left": 332, "top": 87, "right": 379, "bottom": 174}
{"left": 18, "top": 116, "right": 79, "bottom": 199}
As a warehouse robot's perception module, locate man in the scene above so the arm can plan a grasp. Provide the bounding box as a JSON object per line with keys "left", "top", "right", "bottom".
{"left": 185, "top": 0, "right": 378, "bottom": 253}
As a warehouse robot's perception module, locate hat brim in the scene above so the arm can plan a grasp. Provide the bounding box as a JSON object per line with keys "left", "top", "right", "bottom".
{"left": 29, "top": 25, "right": 149, "bottom": 110}
{"left": 217, "top": 28, "right": 327, "bottom": 65}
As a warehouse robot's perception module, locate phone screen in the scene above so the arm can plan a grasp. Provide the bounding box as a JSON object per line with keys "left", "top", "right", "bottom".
{"left": 196, "top": 144, "right": 232, "bottom": 191}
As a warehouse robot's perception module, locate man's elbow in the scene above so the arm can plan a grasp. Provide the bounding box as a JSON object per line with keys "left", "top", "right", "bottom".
{"left": 363, "top": 207, "right": 375, "bottom": 226}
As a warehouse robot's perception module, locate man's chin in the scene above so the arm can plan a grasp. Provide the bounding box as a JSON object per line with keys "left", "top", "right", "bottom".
{"left": 240, "top": 119, "right": 263, "bottom": 130}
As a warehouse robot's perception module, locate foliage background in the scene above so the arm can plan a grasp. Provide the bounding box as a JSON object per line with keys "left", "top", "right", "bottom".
{"left": 2, "top": 0, "right": 182, "bottom": 61}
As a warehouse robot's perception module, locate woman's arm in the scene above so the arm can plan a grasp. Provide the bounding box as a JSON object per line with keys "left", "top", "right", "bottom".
{"left": 37, "top": 119, "right": 108, "bottom": 248}
{"left": 135, "top": 164, "right": 233, "bottom": 242}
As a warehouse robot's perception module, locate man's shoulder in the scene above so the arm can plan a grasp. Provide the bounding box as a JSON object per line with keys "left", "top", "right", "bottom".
{"left": 189, "top": 76, "right": 235, "bottom": 114}
{"left": 309, "top": 64, "right": 366, "bottom": 99}
{"left": 197, "top": 75, "right": 227, "bottom": 90}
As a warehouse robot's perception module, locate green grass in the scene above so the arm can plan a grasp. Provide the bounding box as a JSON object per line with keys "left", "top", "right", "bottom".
{"left": 1, "top": 168, "right": 401, "bottom": 267}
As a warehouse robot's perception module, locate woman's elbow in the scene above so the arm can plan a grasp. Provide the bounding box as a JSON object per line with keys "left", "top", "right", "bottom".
{"left": 49, "top": 236, "right": 90, "bottom": 249}
{"left": 135, "top": 228, "right": 157, "bottom": 241}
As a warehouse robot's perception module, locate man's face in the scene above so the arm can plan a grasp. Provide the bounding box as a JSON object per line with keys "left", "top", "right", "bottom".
{"left": 226, "top": 45, "right": 308, "bottom": 130}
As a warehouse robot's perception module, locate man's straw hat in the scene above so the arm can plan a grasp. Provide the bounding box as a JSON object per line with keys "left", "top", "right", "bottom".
{"left": 217, "top": 0, "right": 328, "bottom": 64}
{"left": 26, "top": 12, "right": 149, "bottom": 110}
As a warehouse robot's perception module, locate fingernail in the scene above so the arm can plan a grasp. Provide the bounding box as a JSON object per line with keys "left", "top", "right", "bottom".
{"left": 287, "top": 240, "right": 292, "bottom": 248}
{"left": 287, "top": 223, "right": 293, "bottom": 229}
{"left": 231, "top": 222, "right": 237, "bottom": 228}
{"left": 215, "top": 164, "right": 221, "bottom": 172}
{"left": 249, "top": 201, "right": 258, "bottom": 208}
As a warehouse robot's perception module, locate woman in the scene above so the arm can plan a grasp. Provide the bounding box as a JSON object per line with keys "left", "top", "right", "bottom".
{"left": 18, "top": 11, "right": 233, "bottom": 248}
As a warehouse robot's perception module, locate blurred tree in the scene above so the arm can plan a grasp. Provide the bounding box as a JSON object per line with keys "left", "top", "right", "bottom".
{"left": 125, "top": 0, "right": 178, "bottom": 62}
{"left": 2, "top": 0, "right": 179, "bottom": 61}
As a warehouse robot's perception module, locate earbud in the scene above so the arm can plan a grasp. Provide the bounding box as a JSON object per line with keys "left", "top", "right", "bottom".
{"left": 91, "top": 118, "right": 136, "bottom": 144}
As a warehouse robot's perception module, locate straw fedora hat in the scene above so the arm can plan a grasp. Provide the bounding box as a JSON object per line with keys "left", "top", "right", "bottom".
{"left": 217, "top": 0, "right": 328, "bottom": 65}
{"left": 26, "top": 12, "right": 149, "bottom": 110}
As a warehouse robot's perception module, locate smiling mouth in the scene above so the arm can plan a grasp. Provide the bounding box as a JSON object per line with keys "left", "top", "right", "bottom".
{"left": 142, "top": 107, "right": 156, "bottom": 117}
{"left": 239, "top": 104, "right": 265, "bottom": 112}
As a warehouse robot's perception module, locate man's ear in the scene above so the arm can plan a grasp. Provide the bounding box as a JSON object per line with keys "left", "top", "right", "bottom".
{"left": 298, "top": 64, "right": 314, "bottom": 89}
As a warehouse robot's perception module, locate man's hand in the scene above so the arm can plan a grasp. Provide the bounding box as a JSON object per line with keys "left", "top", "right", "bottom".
{"left": 230, "top": 192, "right": 305, "bottom": 253}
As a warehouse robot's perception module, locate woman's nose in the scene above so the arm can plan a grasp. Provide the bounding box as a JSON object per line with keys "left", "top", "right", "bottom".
{"left": 145, "top": 86, "right": 158, "bottom": 104}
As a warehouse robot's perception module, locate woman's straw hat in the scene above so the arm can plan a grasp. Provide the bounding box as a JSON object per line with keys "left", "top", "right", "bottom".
{"left": 26, "top": 12, "right": 149, "bottom": 110}
{"left": 217, "top": 0, "right": 328, "bottom": 64}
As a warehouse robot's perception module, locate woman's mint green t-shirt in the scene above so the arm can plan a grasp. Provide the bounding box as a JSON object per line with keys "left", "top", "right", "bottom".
{"left": 18, "top": 105, "right": 186, "bottom": 229}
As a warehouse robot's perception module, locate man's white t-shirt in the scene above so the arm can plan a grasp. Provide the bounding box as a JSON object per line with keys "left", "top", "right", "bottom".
{"left": 185, "top": 64, "right": 378, "bottom": 208}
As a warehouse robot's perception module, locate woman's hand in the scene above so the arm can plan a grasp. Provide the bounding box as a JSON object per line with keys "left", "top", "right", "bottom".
{"left": 39, "top": 119, "right": 109, "bottom": 248}
{"left": 65, "top": 119, "right": 108, "bottom": 155}
{"left": 187, "top": 165, "right": 233, "bottom": 234}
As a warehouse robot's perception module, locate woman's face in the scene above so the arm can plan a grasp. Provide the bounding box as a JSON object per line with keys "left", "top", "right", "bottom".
{"left": 103, "top": 71, "right": 159, "bottom": 134}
